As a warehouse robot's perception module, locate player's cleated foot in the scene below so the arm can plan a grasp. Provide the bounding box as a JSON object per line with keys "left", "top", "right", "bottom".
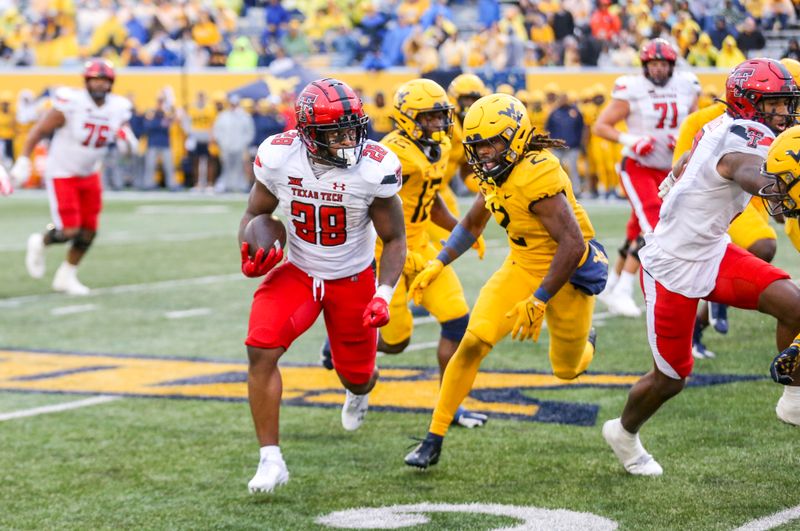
{"left": 452, "top": 406, "right": 488, "bottom": 428}
{"left": 404, "top": 433, "right": 443, "bottom": 469}
{"left": 52, "top": 262, "right": 90, "bottom": 296}
{"left": 602, "top": 418, "right": 663, "bottom": 476}
{"left": 606, "top": 292, "right": 641, "bottom": 318}
{"left": 776, "top": 395, "right": 800, "bottom": 426}
{"left": 25, "top": 232, "right": 46, "bottom": 279}
{"left": 248, "top": 458, "right": 289, "bottom": 494}
{"left": 319, "top": 338, "right": 333, "bottom": 370}
{"left": 588, "top": 326, "right": 597, "bottom": 349}
{"left": 708, "top": 302, "right": 729, "bottom": 335}
{"left": 341, "top": 389, "right": 369, "bottom": 431}
{"left": 691, "top": 320, "right": 715, "bottom": 359}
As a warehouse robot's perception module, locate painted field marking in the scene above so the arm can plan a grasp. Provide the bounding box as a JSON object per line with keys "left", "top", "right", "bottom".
{"left": 734, "top": 505, "right": 800, "bottom": 531}
{"left": 50, "top": 304, "right": 97, "bottom": 316}
{"left": 0, "top": 395, "right": 121, "bottom": 422}
{"left": 165, "top": 308, "right": 212, "bottom": 319}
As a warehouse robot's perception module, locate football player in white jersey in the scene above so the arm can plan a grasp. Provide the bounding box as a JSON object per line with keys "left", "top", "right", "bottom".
{"left": 10, "top": 59, "right": 137, "bottom": 295}
{"left": 594, "top": 39, "right": 700, "bottom": 318}
{"left": 240, "top": 78, "right": 406, "bottom": 494}
{"left": 603, "top": 59, "right": 800, "bottom": 476}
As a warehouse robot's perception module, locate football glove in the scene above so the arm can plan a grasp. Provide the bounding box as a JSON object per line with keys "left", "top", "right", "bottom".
{"left": 472, "top": 235, "right": 486, "bottom": 260}
{"left": 667, "top": 134, "right": 677, "bottom": 151}
{"left": 408, "top": 259, "right": 444, "bottom": 305}
{"left": 0, "top": 164, "right": 12, "bottom": 195}
{"left": 9, "top": 156, "right": 31, "bottom": 187}
{"left": 658, "top": 171, "right": 679, "bottom": 199}
{"left": 362, "top": 297, "right": 390, "bottom": 328}
{"left": 403, "top": 249, "right": 427, "bottom": 277}
{"left": 771, "top": 341, "right": 800, "bottom": 385}
{"left": 631, "top": 136, "right": 656, "bottom": 157}
{"left": 115, "top": 125, "right": 139, "bottom": 156}
{"left": 452, "top": 406, "right": 488, "bottom": 428}
{"left": 240, "top": 242, "right": 283, "bottom": 278}
{"left": 506, "top": 295, "right": 547, "bottom": 342}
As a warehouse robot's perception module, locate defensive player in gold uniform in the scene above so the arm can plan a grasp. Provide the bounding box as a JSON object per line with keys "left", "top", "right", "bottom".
{"left": 669, "top": 57, "right": 800, "bottom": 357}
{"left": 404, "top": 93, "right": 608, "bottom": 468}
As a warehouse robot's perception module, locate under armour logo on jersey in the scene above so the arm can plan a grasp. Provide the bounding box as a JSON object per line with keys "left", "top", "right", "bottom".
{"left": 288, "top": 176, "right": 303, "bottom": 187}
{"left": 498, "top": 103, "right": 523, "bottom": 124}
{"left": 332, "top": 182, "right": 346, "bottom": 191}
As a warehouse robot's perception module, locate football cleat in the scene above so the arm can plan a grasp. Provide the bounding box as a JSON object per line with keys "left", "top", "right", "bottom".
{"left": 52, "top": 262, "right": 90, "bottom": 296}
{"left": 25, "top": 233, "right": 46, "bottom": 279}
{"left": 692, "top": 320, "right": 716, "bottom": 359}
{"left": 319, "top": 338, "right": 333, "bottom": 370}
{"left": 606, "top": 292, "right": 642, "bottom": 318}
{"left": 404, "top": 434, "right": 443, "bottom": 469}
{"left": 452, "top": 406, "right": 488, "bottom": 428}
{"left": 248, "top": 458, "right": 289, "bottom": 494}
{"left": 602, "top": 418, "right": 663, "bottom": 476}
{"left": 708, "top": 302, "right": 729, "bottom": 335}
{"left": 341, "top": 389, "right": 369, "bottom": 431}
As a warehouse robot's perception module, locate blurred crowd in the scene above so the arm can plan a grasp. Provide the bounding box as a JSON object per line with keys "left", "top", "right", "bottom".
{"left": 0, "top": 0, "right": 798, "bottom": 71}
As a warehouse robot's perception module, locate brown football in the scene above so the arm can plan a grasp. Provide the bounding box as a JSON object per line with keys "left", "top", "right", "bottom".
{"left": 243, "top": 214, "right": 287, "bottom": 258}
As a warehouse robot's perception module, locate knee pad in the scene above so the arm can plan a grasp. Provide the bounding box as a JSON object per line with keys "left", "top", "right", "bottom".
{"left": 617, "top": 240, "right": 630, "bottom": 260}
{"left": 630, "top": 235, "right": 646, "bottom": 261}
{"left": 45, "top": 225, "right": 69, "bottom": 244}
{"left": 440, "top": 314, "right": 469, "bottom": 342}
{"left": 71, "top": 230, "right": 95, "bottom": 251}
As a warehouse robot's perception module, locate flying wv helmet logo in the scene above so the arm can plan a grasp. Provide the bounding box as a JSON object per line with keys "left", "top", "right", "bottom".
{"left": 498, "top": 102, "right": 523, "bottom": 125}
{"left": 787, "top": 149, "right": 800, "bottom": 163}
{"left": 297, "top": 93, "right": 317, "bottom": 123}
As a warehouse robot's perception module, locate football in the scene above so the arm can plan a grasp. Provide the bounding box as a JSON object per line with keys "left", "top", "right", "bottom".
{"left": 243, "top": 214, "right": 287, "bottom": 258}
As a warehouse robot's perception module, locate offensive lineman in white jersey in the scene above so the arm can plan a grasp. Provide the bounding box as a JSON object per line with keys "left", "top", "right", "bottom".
{"left": 594, "top": 39, "right": 700, "bottom": 317}
{"left": 603, "top": 59, "right": 800, "bottom": 476}
{"left": 240, "top": 78, "right": 406, "bottom": 494}
{"left": 10, "top": 59, "right": 137, "bottom": 295}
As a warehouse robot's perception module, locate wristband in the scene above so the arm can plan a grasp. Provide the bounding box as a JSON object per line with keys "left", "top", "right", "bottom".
{"left": 436, "top": 224, "right": 477, "bottom": 265}
{"left": 534, "top": 286, "right": 552, "bottom": 303}
{"left": 375, "top": 284, "right": 395, "bottom": 304}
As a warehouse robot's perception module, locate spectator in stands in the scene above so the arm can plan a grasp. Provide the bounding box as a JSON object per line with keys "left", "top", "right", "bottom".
{"left": 763, "top": 0, "right": 794, "bottom": 30}
{"left": 546, "top": 92, "right": 584, "bottom": 196}
{"left": 0, "top": 91, "right": 14, "bottom": 168}
{"left": 330, "top": 26, "right": 360, "bottom": 67}
{"left": 708, "top": 16, "right": 734, "bottom": 49}
{"left": 381, "top": 13, "right": 416, "bottom": 67}
{"left": 142, "top": 96, "right": 177, "bottom": 191}
{"left": 362, "top": 48, "right": 391, "bottom": 71}
{"left": 590, "top": 0, "right": 622, "bottom": 42}
{"left": 552, "top": 5, "right": 576, "bottom": 42}
{"left": 359, "top": 4, "right": 390, "bottom": 50}
{"left": 717, "top": 35, "right": 747, "bottom": 68}
{"left": 687, "top": 33, "right": 718, "bottom": 67}
{"left": 736, "top": 17, "right": 766, "bottom": 56}
{"left": 212, "top": 95, "right": 254, "bottom": 193}
{"left": 192, "top": 10, "right": 223, "bottom": 50}
{"left": 784, "top": 38, "right": 800, "bottom": 61}
{"left": 609, "top": 39, "right": 639, "bottom": 67}
{"left": 578, "top": 28, "right": 603, "bottom": 66}
{"left": 562, "top": 36, "right": 582, "bottom": 67}
{"left": 12, "top": 42, "right": 35, "bottom": 67}
{"left": 420, "top": 0, "right": 453, "bottom": 29}
{"left": 264, "top": 0, "right": 291, "bottom": 42}
{"left": 721, "top": 0, "right": 747, "bottom": 27}
{"left": 227, "top": 36, "right": 258, "bottom": 70}
{"left": 477, "top": 0, "right": 501, "bottom": 30}
{"left": 252, "top": 99, "right": 285, "bottom": 145}
{"left": 280, "top": 19, "right": 311, "bottom": 59}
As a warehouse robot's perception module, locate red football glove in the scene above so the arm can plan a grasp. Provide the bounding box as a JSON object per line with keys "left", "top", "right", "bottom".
{"left": 240, "top": 242, "right": 283, "bottom": 278}
{"left": 362, "top": 297, "right": 390, "bottom": 328}
{"left": 632, "top": 136, "right": 656, "bottom": 157}
{"left": 667, "top": 134, "right": 677, "bottom": 151}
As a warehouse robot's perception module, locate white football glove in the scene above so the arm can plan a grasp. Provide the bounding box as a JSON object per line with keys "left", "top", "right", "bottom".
{"left": 9, "top": 156, "right": 31, "bottom": 187}
{"left": 0, "top": 163, "right": 12, "bottom": 195}
{"left": 452, "top": 407, "right": 488, "bottom": 428}
{"left": 658, "top": 171, "right": 678, "bottom": 199}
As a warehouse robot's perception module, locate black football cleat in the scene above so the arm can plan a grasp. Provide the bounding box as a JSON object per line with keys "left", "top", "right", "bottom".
{"left": 588, "top": 326, "right": 597, "bottom": 350}
{"left": 319, "top": 338, "right": 334, "bottom": 370}
{"left": 404, "top": 434, "right": 442, "bottom": 469}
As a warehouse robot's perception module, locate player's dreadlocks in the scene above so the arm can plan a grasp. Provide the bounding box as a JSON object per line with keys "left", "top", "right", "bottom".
{"left": 526, "top": 132, "right": 566, "bottom": 152}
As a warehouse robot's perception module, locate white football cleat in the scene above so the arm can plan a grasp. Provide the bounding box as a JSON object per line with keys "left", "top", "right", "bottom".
{"left": 602, "top": 418, "right": 663, "bottom": 476}
{"left": 606, "top": 292, "right": 642, "bottom": 318}
{"left": 25, "top": 233, "right": 46, "bottom": 279}
{"left": 52, "top": 262, "right": 90, "bottom": 296}
{"left": 776, "top": 395, "right": 800, "bottom": 426}
{"left": 248, "top": 458, "right": 289, "bottom": 494}
{"left": 341, "top": 389, "right": 369, "bottom": 431}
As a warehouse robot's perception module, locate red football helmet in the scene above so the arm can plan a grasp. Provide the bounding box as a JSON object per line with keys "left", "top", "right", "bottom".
{"left": 725, "top": 58, "right": 800, "bottom": 133}
{"left": 83, "top": 58, "right": 115, "bottom": 101}
{"left": 295, "top": 78, "right": 369, "bottom": 168}
{"left": 639, "top": 39, "right": 677, "bottom": 87}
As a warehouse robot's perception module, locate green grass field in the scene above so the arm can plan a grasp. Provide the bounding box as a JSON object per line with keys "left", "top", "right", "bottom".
{"left": 1, "top": 191, "right": 799, "bottom": 530}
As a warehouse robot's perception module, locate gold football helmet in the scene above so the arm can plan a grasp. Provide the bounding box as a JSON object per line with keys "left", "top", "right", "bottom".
{"left": 781, "top": 58, "right": 800, "bottom": 85}
{"left": 447, "top": 73, "right": 488, "bottom": 122}
{"left": 462, "top": 93, "right": 532, "bottom": 184}
{"left": 760, "top": 125, "right": 800, "bottom": 218}
{"left": 393, "top": 78, "right": 453, "bottom": 145}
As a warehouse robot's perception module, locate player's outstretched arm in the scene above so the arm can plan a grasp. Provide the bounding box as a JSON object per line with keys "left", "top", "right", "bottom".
{"left": 10, "top": 108, "right": 65, "bottom": 186}
{"left": 429, "top": 193, "right": 486, "bottom": 259}
{"left": 592, "top": 98, "right": 629, "bottom": 143}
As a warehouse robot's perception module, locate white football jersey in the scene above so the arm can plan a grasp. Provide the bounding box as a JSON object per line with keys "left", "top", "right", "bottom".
{"left": 639, "top": 114, "right": 774, "bottom": 297}
{"left": 253, "top": 131, "right": 402, "bottom": 280}
{"left": 46, "top": 87, "right": 133, "bottom": 179}
{"left": 613, "top": 71, "right": 700, "bottom": 170}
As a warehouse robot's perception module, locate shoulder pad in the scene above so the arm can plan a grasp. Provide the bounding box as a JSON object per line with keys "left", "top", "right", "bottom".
{"left": 728, "top": 119, "right": 775, "bottom": 147}
{"left": 255, "top": 130, "right": 301, "bottom": 170}
{"left": 359, "top": 140, "right": 402, "bottom": 185}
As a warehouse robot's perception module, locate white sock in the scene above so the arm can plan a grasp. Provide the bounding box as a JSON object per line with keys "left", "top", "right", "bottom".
{"left": 782, "top": 386, "right": 800, "bottom": 403}
{"left": 606, "top": 269, "right": 620, "bottom": 292}
{"left": 259, "top": 445, "right": 282, "bottom": 462}
{"left": 58, "top": 262, "right": 77, "bottom": 273}
{"left": 613, "top": 271, "right": 636, "bottom": 298}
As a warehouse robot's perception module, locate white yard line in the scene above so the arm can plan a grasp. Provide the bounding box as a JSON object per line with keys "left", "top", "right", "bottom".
{"left": 50, "top": 304, "right": 97, "bottom": 316}
{"left": 165, "top": 308, "right": 212, "bottom": 319}
{"left": 0, "top": 230, "right": 236, "bottom": 252}
{"left": 0, "top": 273, "right": 242, "bottom": 308}
{"left": 734, "top": 505, "right": 800, "bottom": 531}
{"left": 0, "top": 395, "right": 121, "bottom": 422}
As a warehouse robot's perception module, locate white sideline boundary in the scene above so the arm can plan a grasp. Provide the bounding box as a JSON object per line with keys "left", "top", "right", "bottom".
{"left": 0, "top": 395, "right": 121, "bottom": 422}
{"left": 734, "top": 505, "right": 800, "bottom": 531}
